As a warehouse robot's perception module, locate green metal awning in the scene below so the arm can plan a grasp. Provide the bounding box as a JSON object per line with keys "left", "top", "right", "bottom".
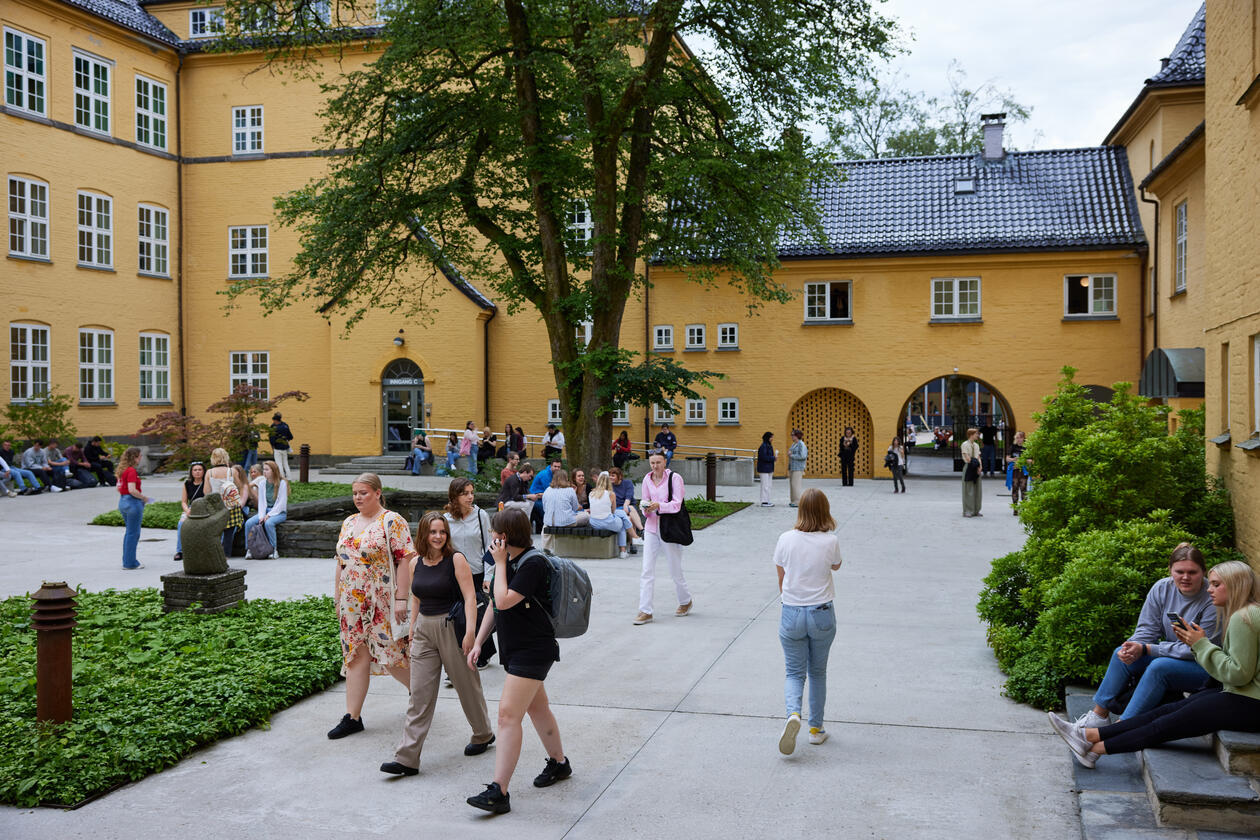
{"left": 1138, "top": 348, "right": 1204, "bottom": 399}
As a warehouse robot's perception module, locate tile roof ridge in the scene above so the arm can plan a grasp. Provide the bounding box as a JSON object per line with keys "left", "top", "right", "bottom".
{"left": 1145, "top": 2, "right": 1206, "bottom": 86}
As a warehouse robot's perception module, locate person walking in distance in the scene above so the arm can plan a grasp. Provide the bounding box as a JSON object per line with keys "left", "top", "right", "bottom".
{"left": 634, "top": 451, "right": 693, "bottom": 625}
{"left": 1006, "top": 431, "right": 1029, "bottom": 514}
{"left": 757, "top": 431, "right": 778, "bottom": 507}
{"left": 961, "top": 427, "right": 983, "bottom": 517}
{"left": 837, "top": 427, "right": 859, "bottom": 487}
{"left": 887, "top": 436, "right": 906, "bottom": 493}
{"left": 787, "top": 429, "right": 808, "bottom": 508}
{"left": 269, "top": 412, "right": 294, "bottom": 480}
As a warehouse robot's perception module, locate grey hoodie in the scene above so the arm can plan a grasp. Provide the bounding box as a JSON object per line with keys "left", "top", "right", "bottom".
{"left": 1130, "top": 576, "right": 1219, "bottom": 659}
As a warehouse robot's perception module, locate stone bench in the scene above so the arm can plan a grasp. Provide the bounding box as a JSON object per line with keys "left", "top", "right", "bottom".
{"left": 541, "top": 525, "right": 619, "bottom": 559}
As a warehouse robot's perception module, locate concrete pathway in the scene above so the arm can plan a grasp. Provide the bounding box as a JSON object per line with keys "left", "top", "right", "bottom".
{"left": 0, "top": 472, "right": 1077, "bottom": 839}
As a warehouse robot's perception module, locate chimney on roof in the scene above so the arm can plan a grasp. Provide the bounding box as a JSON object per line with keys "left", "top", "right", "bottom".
{"left": 981, "top": 113, "right": 1006, "bottom": 161}
{"left": 1160, "top": 57, "right": 1170, "bottom": 70}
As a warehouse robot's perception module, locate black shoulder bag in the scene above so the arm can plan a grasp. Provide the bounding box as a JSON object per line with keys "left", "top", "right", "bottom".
{"left": 657, "top": 470, "right": 694, "bottom": 546}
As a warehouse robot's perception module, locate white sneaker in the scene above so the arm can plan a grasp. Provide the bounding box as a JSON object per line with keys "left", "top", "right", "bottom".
{"left": 1048, "top": 712, "right": 1098, "bottom": 768}
{"left": 1074, "top": 708, "right": 1109, "bottom": 730}
{"left": 244, "top": 552, "right": 253, "bottom": 560}
{"left": 269, "top": 551, "right": 279, "bottom": 559}
{"left": 50, "top": 485, "right": 63, "bottom": 493}
{"left": 808, "top": 727, "right": 828, "bottom": 745}
{"left": 778, "top": 713, "right": 801, "bottom": 755}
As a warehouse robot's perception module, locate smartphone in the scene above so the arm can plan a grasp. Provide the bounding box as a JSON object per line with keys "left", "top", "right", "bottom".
{"left": 1167, "top": 612, "right": 1188, "bottom": 630}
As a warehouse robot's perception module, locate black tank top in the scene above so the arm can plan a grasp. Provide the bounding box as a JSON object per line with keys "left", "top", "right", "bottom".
{"left": 410, "top": 554, "right": 460, "bottom": 616}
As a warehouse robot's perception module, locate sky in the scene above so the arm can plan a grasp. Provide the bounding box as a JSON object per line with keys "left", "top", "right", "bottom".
{"left": 875, "top": 0, "right": 1201, "bottom": 149}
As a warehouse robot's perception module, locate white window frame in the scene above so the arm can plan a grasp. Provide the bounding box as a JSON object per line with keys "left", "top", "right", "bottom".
{"left": 685, "top": 324, "right": 706, "bottom": 350}
{"left": 73, "top": 50, "right": 111, "bottom": 135}
{"left": 77, "top": 191, "right": 113, "bottom": 268}
{"left": 717, "top": 323, "right": 739, "bottom": 349}
{"left": 1253, "top": 334, "right": 1260, "bottom": 434}
{"left": 804, "top": 280, "right": 852, "bottom": 321}
{"left": 189, "top": 8, "right": 225, "bottom": 37}
{"left": 685, "top": 398, "right": 706, "bottom": 425}
{"left": 568, "top": 202, "right": 593, "bottom": 248}
{"left": 653, "top": 325, "right": 673, "bottom": 351}
{"left": 229, "top": 225, "right": 268, "bottom": 277}
{"left": 611, "top": 402, "right": 630, "bottom": 426}
{"left": 4, "top": 28, "right": 47, "bottom": 116}
{"left": 232, "top": 105, "right": 264, "bottom": 154}
{"left": 138, "top": 204, "right": 169, "bottom": 276}
{"left": 305, "top": 0, "right": 332, "bottom": 23}
{"left": 653, "top": 403, "right": 674, "bottom": 425}
{"left": 931, "top": 277, "right": 981, "bottom": 320}
{"left": 376, "top": 0, "right": 401, "bottom": 21}
{"left": 1174, "top": 200, "right": 1188, "bottom": 293}
{"left": 78, "top": 328, "right": 113, "bottom": 403}
{"left": 1063, "top": 274, "right": 1116, "bottom": 317}
{"left": 134, "top": 76, "right": 168, "bottom": 151}
{"left": 575, "top": 320, "right": 592, "bottom": 347}
{"left": 547, "top": 399, "right": 563, "bottom": 424}
{"left": 9, "top": 322, "right": 50, "bottom": 402}
{"left": 139, "top": 332, "right": 170, "bottom": 403}
{"left": 8, "top": 176, "right": 49, "bottom": 259}
{"left": 230, "top": 351, "right": 269, "bottom": 399}
{"left": 717, "top": 397, "right": 739, "bottom": 425}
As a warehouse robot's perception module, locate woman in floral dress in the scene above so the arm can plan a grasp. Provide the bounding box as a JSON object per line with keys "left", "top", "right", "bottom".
{"left": 328, "top": 473, "right": 416, "bottom": 739}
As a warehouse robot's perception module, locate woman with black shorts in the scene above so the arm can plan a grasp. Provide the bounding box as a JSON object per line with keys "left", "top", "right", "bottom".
{"left": 465, "top": 508, "right": 572, "bottom": 815}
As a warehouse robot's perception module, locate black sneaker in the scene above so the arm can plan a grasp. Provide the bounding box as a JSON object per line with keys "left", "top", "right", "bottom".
{"left": 379, "top": 761, "right": 418, "bottom": 776}
{"left": 327, "top": 714, "right": 364, "bottom": 739}
{"left": 533, "top": 756, "right": 572, "bottom": 788}
{"left": 464, "top": 734, "right": 496, "bottom": 756}
{"left": 467, "top": 782, "right": 510, "bottom": 814}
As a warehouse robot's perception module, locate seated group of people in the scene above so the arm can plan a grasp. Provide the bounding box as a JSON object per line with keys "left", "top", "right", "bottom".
{"left": 409, "top": 424, "right": 526, "bottom": 477}
{"left": 1050, "top": 543, "right": 1260, "bottom": 767}
{"left": 0, "top": 436, "right": 117, "bottom": 496}
{"left": 496, "top": 455, "right": 644, "bottom": 558}
{"left": 174, "top": 448, "right": 289, "bottom": 561}
{"left": 931, "top": 427, "right": 953, "bottom": 450}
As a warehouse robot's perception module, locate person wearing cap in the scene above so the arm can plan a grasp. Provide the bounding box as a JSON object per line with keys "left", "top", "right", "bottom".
{"left": 542, "top": 424, "right": 565, "bottom": 460}
{"left": 653, "top": 423, "right": 677, "bottom": 467}
{"left": 269, "top": 412, "right": 295, "bottom": 479}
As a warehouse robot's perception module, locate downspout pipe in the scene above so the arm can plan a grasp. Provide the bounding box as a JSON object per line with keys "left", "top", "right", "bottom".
{"left": 483, "top": 306, "right": 496, "bottom": 428}
{"left": 1139, "top": 187, "right": 1159, "bottom": 361}
{"left": 176, "top": 51, "right": 187, "bottom": 416}
{"left": 643, "top": 263, "right": 651, "bottom": 448}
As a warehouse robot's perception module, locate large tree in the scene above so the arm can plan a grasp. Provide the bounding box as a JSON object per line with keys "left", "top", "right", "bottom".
{"left": 221, "top": 0, "right": 894, "bottom": 467}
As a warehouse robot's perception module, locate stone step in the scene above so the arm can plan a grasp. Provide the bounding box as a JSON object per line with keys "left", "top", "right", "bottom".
{"left": 1218, "top": 730, "right": 1260, "bottom": 776}
{"left": 1142, "top": 739, "right": 1260, "bottom": 834}
{"left": 321, "top": 468, "right": 418, "bottom": 477}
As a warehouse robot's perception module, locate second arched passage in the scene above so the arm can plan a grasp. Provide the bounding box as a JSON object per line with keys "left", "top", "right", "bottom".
{"left": 787, "top": 388, "right": 875, "bottom": 479}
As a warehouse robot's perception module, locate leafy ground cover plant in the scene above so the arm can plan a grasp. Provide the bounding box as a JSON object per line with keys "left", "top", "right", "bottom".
{"left": 977, "top": 368, "right": 1237, "bottom": 708}
{"left": 89, "top": 482, "right": 380, "bottom": 528}
{"left": 685, "top": 497, "right": 751, "bottom": 530}
{"left": 0, "top": 589, "right": 339, "bottom": 807}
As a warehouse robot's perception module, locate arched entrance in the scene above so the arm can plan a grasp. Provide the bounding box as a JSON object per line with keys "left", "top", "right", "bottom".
{"left": 788, "top": 388, "right": 874, "bottom": 479}
{"left": 897, "top": 375, "right": 1014, "bottom": 473}
{"left": 381, "top": 359, "right": 425, "bottom": 454}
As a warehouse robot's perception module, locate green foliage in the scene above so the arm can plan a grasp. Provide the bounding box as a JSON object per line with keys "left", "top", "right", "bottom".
{"left": 0, "top": 589, "right": 340, "bottom": 807}
{"left": 0, "top": 388, "right": 78, "bottom": 448}
{"left": 977, "top": 368, "right": 1235, "bottom": 708}
{"left": 138, "top": 385, "right": 308, "bottom": 470}
{"left": 685, "top": 496, "right": 750, "bottom": 529}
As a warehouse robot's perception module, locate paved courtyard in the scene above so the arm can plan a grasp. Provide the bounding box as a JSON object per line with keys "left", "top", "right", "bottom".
{"left": 0, "top": 471, "right": 1078, "bottom": 839}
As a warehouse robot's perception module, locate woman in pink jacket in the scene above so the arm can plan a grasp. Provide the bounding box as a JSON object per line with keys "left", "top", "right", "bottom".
{"left": 633, "top": 450, "right": 693, "bottom": 625}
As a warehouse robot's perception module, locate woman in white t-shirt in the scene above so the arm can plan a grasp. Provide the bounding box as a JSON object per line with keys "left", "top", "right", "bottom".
{"left": 773, "top": 488, "right": 843, "bottom": 755}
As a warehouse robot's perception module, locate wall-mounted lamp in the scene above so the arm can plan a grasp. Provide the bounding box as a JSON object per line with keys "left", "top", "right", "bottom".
{"left": 393, "top": 329, "right": 405, "bottom": 347}
{"left": 953, "top": 367, "right": 959, "bottom": 373}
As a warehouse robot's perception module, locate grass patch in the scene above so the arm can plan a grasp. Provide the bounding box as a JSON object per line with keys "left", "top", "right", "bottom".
{"left": 89, "top": 481, "right": 386, "bottom": 529}
{"left": 686, "top": 497, "right": 751, "bottom": 530}
{"left": 0, "top": 588, "right": 340, "bottom": 807}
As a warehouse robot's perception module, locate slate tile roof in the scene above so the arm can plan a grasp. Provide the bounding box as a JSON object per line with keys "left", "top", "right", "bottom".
{"left": 57, "top": 0, "right": 179, "bottom": 45}
{"left": 779, "top": 146, "right": 1146, "bottom": 259}
{"left": 1146, "top": 2, "right": 1205, "bottom": 87}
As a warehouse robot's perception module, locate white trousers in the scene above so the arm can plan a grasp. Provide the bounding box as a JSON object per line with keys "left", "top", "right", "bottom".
{"left": 759, "top": 472, "right": 773, "bottom": 504}
{"left": 274, "top": 448, "right": 291, "bottom": 479}
{"left": 640, "top": 531, "right": 691, "bottom": 616}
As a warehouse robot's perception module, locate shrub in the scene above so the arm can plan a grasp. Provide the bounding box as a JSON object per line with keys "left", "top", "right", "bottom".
{"left": 0, "top": 388, "right": 77, "bottom": 447}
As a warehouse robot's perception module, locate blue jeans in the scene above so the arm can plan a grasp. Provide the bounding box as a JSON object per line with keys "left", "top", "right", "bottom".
{"left": 244, "top": 511, "right": 287, "bottom": 554}
{"left": 445, "top": 449, "right": 458, "bottom": 471}
{"left": 779, "top": 602, "right": 837, "bottom": 729}
{"left": 5, "top": 467, "right": 37, "bottom": 490}
{"left": 410, "top": 449, "right": 432, "bottom": 475}
{"left": 119, "top": 495, "right": 144, "bottom": 568}
{"left": 241, "top": 450, "right": 258, "bottom": 471}
{"left": 589, "top": 510, "right": 631, "bottom": 547}
{"left": 1093, "top": 646, "right": 1211, "bottom": 720}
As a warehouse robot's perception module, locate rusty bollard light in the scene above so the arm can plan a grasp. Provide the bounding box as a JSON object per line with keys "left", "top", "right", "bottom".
{"left": 706, "top": 452, "right": 717, "bottom": 502}
{"left": 31, "top": 581, "right": 78, "bottom": 723}
{"left": 299, "top": 443, "right": 311, "bottom": 483}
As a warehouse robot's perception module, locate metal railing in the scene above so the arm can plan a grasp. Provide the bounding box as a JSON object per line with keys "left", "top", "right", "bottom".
{"left": 406, "top": 428, "right": 755, "bottom": 461}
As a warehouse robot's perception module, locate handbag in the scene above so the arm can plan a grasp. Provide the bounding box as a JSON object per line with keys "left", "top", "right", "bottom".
{"left": 246, "top": 522, "right": 274, "bottom": 558}
{"left": 657, "top": 470, "right": 694, "bottom": 546}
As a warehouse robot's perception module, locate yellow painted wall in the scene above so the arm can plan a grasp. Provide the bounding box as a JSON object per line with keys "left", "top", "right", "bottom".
{"left": 1144, "top": 137, "right": 1207, "bottom": 352}
{"left": 1204, "top": 0, "right": 1260, "bottom": 563}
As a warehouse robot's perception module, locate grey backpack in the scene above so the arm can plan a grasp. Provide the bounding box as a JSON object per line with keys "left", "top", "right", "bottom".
{"left": 518, "top": 547, "right": 592, "bottom": 638}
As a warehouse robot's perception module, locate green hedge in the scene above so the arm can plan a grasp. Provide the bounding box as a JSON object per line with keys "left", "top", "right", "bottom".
{"left": 0, "top": 589, "right": 340, "bottom": 806}
{"left": 89, "top": 482, "right": 384, "bottom": 529}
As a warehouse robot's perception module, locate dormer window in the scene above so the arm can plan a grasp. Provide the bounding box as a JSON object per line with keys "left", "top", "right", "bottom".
{"left": 954, "top": 178, "right": 975, "bottom": 194}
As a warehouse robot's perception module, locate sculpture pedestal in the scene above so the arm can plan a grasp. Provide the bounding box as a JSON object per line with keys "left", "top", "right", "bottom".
{"left": 160, "top": 569, "right": 247, "bottom": 614}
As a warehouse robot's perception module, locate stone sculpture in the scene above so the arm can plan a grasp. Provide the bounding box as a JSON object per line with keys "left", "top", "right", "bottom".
{"left": 180, "top": 494, "right": 230, "bottom": 575}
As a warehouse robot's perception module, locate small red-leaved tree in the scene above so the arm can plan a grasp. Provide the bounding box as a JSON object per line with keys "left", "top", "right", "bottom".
{"left": 139, "top": 385, "right": 309, "bottom": 469}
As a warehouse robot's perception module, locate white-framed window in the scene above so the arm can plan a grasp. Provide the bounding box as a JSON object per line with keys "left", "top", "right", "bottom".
{"left": 237, "top": 3, "right": 278, "bottom": 32}
{"left": 134, "top": 76, "right": 168, "bottom": 150}
{"left": 1174, "top": 200, "right": 1188, "bottom": 293}
{"left": 717, "top": 323, "right": 738, "bottom": 349}
{"left": 611, "top": 402, "right": 630, "bottom": 425}
{"left": 232, "top": 106, "right": 264, "bottom": 154}
{"left": 139, "top": 332, "right": 170, "bottom": 403}
{"left": 4, "top": 28, "right": 46, "bottom": 115}
{"left": 717, "top": 397, "right": 739, "bottom": 424}
{"left": 548, "top": 399, "right": 563, "bottom": 423}
{"left": 9, "top": 323, "right": 50, "bottom": 401}
{"left": 1253, "top": 334, "right": 1260, "bottom": 434}
{"left": 138, "top": 205, "right": 169, "bottom": 276}
{"left": 73, "top": 51, "right": 111, "bottom": 135}
{"left": 77, "top": 192, "right": 113, "bottom": 268}
{"left": 78, "top": 328, "right": 113, "bottom": 403}
{"left": 575, "top": 320, "right": 592, "bottom": 347}
{"left": 804, "top": 280, "right": 852, "bottom": 321}
{"left": 653, "top": 403, "right": 674, "bottom": 425}
{"left": 568, "top": 202, "right": 593, "bottom": 247}
{"left": 653, "top": 325, "right": 673, "bottom": 351}
{"left": 1064, "top": 274, "right": 1116, "bottom": 316}
{"left": 376, "top": 0, "right": 401, "bottom": 21}
{"left": 230, "top": 351, "right": 269, "bottom": 398}
{"left": 8, "top": 176, "right": 49, "bottom": 259}
{"left": 189, "top": 8, "right": 225, "bottom": 37}
{"left": 1221, "top": 342, "right": 1231, "bottom": 432}
{"left": 229, "top": 225, "right": 268, "bottom": 277}
{"left": 685, "top": 398, "right": 706, "bottom": 424}
{"left": 931, "top": 277, "right": 981, "bottom": 319}
{"left": 303, "top": 0, "right": 332, "bottom": 24}
{"left": 685, "top": 324, "right": 706, "bottom": 349}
